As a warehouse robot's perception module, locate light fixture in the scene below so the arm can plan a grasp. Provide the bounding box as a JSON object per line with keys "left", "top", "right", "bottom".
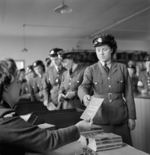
{"left": 22, "top": 24, "right": 28, "bottom": 52}
{"left": 54, "top": 1, "right": 72, "bottom": 14}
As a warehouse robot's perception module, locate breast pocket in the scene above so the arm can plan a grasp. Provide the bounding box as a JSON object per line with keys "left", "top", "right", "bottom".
{"left": 116, "top": 78, "right": 124, "bottom": 92}
{"left": 71, "top": 80, "right": 81, "bottom": 90}
{"left": 93, "top": 79, "right": 103, "bottom": 93}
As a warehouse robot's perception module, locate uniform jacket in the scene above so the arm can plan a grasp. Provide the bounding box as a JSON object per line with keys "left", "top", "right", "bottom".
{"left": 59, "top": 63, "right": 87, "bottom": 109}
{"left": 29, "top": 74, "right": 47, "bottom": 102}
{"left": 0, "top": 101, "right": 80, "bottom": 155}
{"left": 43, "top": 65, "right": 66, "bottom": 105}
{"left": 78, "top": 61, "right": 136, "bottom": 125}
{"left": 20, "top": 81, "right": 31, "bottom": 99}
{"left": 138, "top": 70, "right": 150, "bottom": 92}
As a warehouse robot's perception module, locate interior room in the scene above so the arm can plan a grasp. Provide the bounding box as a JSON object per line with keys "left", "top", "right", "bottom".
{"left": 0, "top": 0, "right": 150, "bottom": 155}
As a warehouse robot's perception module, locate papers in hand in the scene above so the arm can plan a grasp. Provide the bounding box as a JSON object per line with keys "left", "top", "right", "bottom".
{"left": 80, "top": 96, "right": 104, "bottom": 120}
{"left": 47, "top": 102, "right": 56, "bottom": 111}
{"left": 38, "top": 123, "right": 56, "bottom": 130}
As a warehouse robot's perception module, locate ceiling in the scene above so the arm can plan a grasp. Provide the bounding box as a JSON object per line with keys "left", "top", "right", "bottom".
{"left": 0, "top": 0, "right": 150, "bottom": 43}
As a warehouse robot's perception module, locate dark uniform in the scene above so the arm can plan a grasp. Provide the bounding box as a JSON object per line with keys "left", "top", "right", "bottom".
{"left": 78, "top": 34, "right": 136, "bottom": 146}
{"left": 138, "top": 55, "right": 150, "bottom": 93}
{"left": 31, "top": 74, "right": 47, "bottom": 102}
{"left": 31, "top": 60, "right": 46, "bottom": 102}
{"left": 43, "top": 48, "right": 66, "bottom": 106}
{"left": 138, "top": 71, "right": 150, "bottom": 92}
{"left": 127, "top": 64, "right": 139, "bottom": 93}
{"left": 59, "top": 63, "right": 87, "bottom": 109}
{"left": 20, "top": 81, "right": 30, "bottom": 99}
{"left": 44, "top": 65, "right": 66, "bottom": 105}
{"left": 0, "top": 101, "right": 80, "bottom": 155}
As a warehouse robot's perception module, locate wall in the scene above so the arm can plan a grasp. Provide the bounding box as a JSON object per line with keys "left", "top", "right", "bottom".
{"left": 0, "top": 35, "right": 79, "bottom": 68}
{"left": 0, "top": 35, "right": 149, "bottom": 68}
{"left": 79, "top": 39, "right": 150, "bottom": 52}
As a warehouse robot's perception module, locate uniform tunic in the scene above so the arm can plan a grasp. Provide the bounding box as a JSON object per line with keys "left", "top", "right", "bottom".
{"left": 29, "top": 74, "right": 47, "bottom": 102}
{"left": 138, "top": 70, "right": 150, "bottom": 92}
{"left": 20, "top": 81, "right": 31, "bottom": 99}
{"left": 59, "top": 63, "right": 87, "bottom": 109}
{"left": 78, "top": 61, "right": 136, "bottom": 145}
{"left": 0, "top": 101, "right": 80, "bottom": 155}
{"left": 43, "top": 65, "right": 66, "bottom": 106}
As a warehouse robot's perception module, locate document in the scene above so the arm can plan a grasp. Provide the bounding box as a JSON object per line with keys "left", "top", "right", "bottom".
{"left": 80, "top": 96, "right": 103, "bottom": 120}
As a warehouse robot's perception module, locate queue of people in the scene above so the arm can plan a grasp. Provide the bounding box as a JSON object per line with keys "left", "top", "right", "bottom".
{"left": 2, "top": 33, "right": 150, "bottom": 153}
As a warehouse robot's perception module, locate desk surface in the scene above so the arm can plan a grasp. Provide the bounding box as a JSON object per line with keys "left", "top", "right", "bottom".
{"left": 134, "top": 93, "right": 150, "bottom": 99}
{"left": 50, "top": 140, "right": 149, "bottom": 155}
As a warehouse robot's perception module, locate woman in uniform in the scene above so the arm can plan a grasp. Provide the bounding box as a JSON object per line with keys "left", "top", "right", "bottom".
{"left": 137, "top": 55, "right": 150, "bottom": 94}
{"left": 0, "top": 58, "right": 92, "bottom": 155}
{"left": 78, "top": 34, "right": 136, "bottom": 146}
{"left": 43, "top": 48, "right": 66, "bottom": 109}
{"left": 20, "top": 65, "right": 37, "bottom": 100}
{"left": 58, "top": 52, "right": 87, "bottom": 109}
{"left": 32, "top": 60, "right": 46, "bottom": 102}
{"left": 127, "top": 64, "right": 139, "bottom": 93}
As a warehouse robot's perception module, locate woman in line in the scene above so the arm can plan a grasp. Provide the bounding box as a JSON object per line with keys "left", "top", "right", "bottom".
{"left": 20, "top": 65, "right": 37, "bottom": 100}
{"left": 58, "top": 52, "right": 87, "bottom": 109}
{"left": 137, "top": 55, "right": 150, "bottom": 94}
{"left": 0, "top": 58, "right": 92, "bottom": 155}
{"left": 78, "top": 34, "right": 136, "bottom": 146}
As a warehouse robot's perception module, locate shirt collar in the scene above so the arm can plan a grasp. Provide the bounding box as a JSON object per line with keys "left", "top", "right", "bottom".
{"left": 100, "top": 60, "right": 111, "bottom": 67}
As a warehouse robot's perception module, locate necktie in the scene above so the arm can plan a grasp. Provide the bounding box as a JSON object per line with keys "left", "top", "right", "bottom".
{"left": 104, "top": 63, "right": 109, "bottom": 73}
{"left": 57, "top": 67, "right": 61, "bottom": 73}
{"left": 69, "top": 68, "right": 73, "bottom": 75}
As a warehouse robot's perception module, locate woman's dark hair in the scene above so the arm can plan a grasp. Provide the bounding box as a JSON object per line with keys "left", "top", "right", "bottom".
{"left": 0, "top": 59, "right": 18, "bottom": 102}
{"left": 32, "top": 60, "right": 45, "bottom": 72}
{"left": 93, "top": 34, "right": 117, "bottom": 56}
{"left": 60, "top": 52, "right": 78, "bottom": 63}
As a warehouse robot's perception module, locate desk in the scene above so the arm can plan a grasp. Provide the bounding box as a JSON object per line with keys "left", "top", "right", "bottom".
{"left": 131, "top": 96, "right": 150, "bottom": 154}
{"left": 50, "top": 141, "right": 149, "bottom": 155}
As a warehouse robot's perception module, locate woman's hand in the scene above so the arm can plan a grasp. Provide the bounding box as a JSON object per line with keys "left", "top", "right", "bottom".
{"left": 83, "top": 94, "right": 91, "bottom": 107}
{"left": 141, "top": 89, "right": 148, "bottom": 94}
{"left": 58, "top": 93, "right": 65, "bottom": 103}
{"left": 75, "top": 119, "right": 93, "bottom": 132}
{"left": 128, "top": 119, "right": 136, "bottom": 130}
{"left": 65, "top": 91, "right": 76, "bottom": 99}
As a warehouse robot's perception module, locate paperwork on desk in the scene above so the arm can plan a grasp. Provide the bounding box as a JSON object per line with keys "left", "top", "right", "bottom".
{"left": 20, "top": 113, "right": 31, "bottom": 121}
{"left": 38, "top": 123, "right": 56, "bottom": 130}
{"left": 80, "top": 96, "right": 103, "bottom": 120}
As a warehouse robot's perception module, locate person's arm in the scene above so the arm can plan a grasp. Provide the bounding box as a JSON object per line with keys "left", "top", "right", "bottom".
{"left": 78, "top": 66, "right": 93, "bottom": 105}
{"left": 1, "top": 116, "right": 80, "bottom": 154}
{"left": 43, "top": 73, "right": 52, "bottom": 105}
{"left": 137, "top": 72, "right": 147, "bottom": 93}
{"left": 58, "top": 73, "right": 66, "bottom": 105}
{"left": 28, "top": 79, "right": 37, "bottom": 102}
{"left": 1, "top": 113, "right": 92, "bottom": 154}
{"left": 123, "top": 65, "right": 136, "bottom": 130}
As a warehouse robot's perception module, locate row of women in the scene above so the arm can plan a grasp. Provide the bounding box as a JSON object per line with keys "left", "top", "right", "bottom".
{"left": 0, "top": 33, "right": 150, "bottom": 154}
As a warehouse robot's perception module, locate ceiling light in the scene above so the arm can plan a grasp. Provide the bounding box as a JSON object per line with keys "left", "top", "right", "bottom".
{"left": 54, "top": 1, "right": 72, "bottom": 14}
{"left": 22, "top": 24, "right": 28, "bottom": 52}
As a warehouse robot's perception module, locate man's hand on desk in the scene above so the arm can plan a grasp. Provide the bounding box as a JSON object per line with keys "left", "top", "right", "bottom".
{"left": 75, "top": 119, "right": 93, "bottom": 132}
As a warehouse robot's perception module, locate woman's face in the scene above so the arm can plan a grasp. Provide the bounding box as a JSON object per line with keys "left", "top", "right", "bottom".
{"left": 4, "top": 75, "right": 21, "bottom": 106}
{"left": 50, "top": 56, "right": 62, "bottom": 67}
{"left": 127, "top": 68, "right": 135, "bottom": 77}
{"left": 95, "top": 44, "right": 112, "bottom": 62}
{"left": 145, "top": 61, "right": 150, "bottom": 72}
{"left": 34, "top": 65, "right": 44, "bottom": 76}
{"left": 61, "top": 58, "right": 73, "bottom": 70}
